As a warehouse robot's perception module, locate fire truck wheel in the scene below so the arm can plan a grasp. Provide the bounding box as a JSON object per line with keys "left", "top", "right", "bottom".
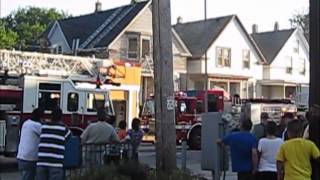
{"left": 188, "top": 127, "right": 201, "bottom": 150}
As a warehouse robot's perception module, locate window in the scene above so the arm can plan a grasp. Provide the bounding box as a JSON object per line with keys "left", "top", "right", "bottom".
{"left": 87, "top": 93, "right": 105, "bottom": 112}
{"left": 67, "top": 93, "right": 79, "bottom": 112}
{"left": 86, "top": 93, "right": 113, "bottom": 114}
{"left": 286, "top": 56, "right": 293, "bottom": 74}
{"left": 142, "top": 39, "right": 150, "bottom": 58}
{"left": 128, "top": 36, "right": 139, "bottom": 59}
{"left": 216, "top": 47, "right": 231, "bottom": 67}
{"left": 38, "top": 83, "right": 61, "bottom": 111}
{"left": 142, "top": 99, "right": 155, "bottom": 115}
{"left": 299, "top": 58, "right": 306, "bottom": 75}
{"left": 242, "top": 50, "right": 250, "bottom": 69}
{"left": 178, "top": 100, "right": 194, "bottom": 114}
{"left": 208, "top": 94, "right": 217, "bottom": 112}
{"left": 294, "top": 40, "right": 299, "bottom": 53}
{"left": 55, "top": 45, "right": 62, "bottom": 54}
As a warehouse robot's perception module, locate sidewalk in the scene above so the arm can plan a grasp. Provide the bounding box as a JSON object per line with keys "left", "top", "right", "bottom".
{"left": 0, "top": 156, "right": 18, "bottom": 180}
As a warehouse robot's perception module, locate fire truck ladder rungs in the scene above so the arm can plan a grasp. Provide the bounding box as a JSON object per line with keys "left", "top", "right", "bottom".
{"left": 0, "top": 50, "right": 111, "bottom": 78}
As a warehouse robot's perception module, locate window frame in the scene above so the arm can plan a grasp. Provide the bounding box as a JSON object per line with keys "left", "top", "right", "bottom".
{"left": 37, "top": 83, "right": 61, "bottom": 111}
{"left": 86, "top": 93, "right": 106, "bottom": 113}
{"left": 67, "top": 92, "right": 79, "bottom": 112}
{"left": 141, "top": 38, "right": 151, "bottom": 58}
{"left": 216, "top": 47, "right": 231, "bottom": 67}
{"left": 127, "top": 35, "right": 139, "bottom": 60}
{"left": 242, "top": 49, "right": 250, "bottom": 69}
{"left": 299, "top": 58, "right": 306, "bottom": 75}
{"left": 286, "top": 56, "right": 293, "bottom": 74}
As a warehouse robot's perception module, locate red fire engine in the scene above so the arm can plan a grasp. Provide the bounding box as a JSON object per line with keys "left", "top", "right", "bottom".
{"left": 140, "top": 90, "right": 224, "bottom": 149}
{"left": 0, "top": 50, "right": 121, "bottom": 155}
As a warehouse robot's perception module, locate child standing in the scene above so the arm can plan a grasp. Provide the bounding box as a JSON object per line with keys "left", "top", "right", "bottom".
{"left": 127, "top": 118, "right": 144, "bottom": 161}
{"left": 276, "top": 120, "right": 320, "bottom": 180}
{"left": 117, "top": 120, "right": 127, "bottom": 141}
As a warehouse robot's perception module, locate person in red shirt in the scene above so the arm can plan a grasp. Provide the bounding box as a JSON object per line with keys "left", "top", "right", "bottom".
{"left": 117, "top": 120, "right": 127, "bottom": 140}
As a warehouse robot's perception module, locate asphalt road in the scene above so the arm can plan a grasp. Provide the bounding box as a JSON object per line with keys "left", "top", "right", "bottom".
{"left": 0, "top": 144, "right": 237, "bottom": 180}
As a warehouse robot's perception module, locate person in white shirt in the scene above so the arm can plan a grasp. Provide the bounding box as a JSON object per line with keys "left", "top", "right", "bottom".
{"left": 257, "top": 121, "right": 283, "bottom": 180}
{"left": 17, "top": 108, "right": 43, "bottom": 180}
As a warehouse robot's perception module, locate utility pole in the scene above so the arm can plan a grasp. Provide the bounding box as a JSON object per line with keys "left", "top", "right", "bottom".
{"left": 152, "top": 0, "right": 177, "bottom": 172}
{"left": 309, "top": 0, "right": 320, "bottom": 179}
{"left": 204, "top": 0, "right": 209, "bottom": 113}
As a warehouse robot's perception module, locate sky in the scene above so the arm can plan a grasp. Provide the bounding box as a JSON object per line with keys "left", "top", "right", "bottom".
{"left": 2, "top": 0, "right": 309, "bottom": 32}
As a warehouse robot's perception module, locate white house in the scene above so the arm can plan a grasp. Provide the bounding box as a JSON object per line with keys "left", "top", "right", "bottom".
{"left": 251, "top": 25, "right": 310, "bottom": 99}
{"left": 174, "top": 15, "right": 266, "bottom": 98}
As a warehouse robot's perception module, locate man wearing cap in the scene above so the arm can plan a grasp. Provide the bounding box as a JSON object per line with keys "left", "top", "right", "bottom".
{"left": 252, "top": 112, "right": 269, "bottom": 140}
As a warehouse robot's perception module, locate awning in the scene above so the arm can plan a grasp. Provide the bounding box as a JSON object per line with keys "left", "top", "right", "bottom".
{"left": 257, "top": 80, "right": 309, "bottom": 87}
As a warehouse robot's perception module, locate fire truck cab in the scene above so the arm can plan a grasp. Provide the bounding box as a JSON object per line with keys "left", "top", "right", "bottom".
{"left": 0, "top": 75, "right": 114, "bottom": 155}
{"left": 140, "top": 90, "right": 224, "bottom": 150}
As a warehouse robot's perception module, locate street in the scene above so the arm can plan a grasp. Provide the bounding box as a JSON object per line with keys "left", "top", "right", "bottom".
{"left": 0, "top": 143, "right": 237, "bottom": 180}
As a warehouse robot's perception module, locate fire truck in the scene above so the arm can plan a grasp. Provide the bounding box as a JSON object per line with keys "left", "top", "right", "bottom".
{"left": 141, "top": 90, "right": 224, "bottom": 150}
{"left": 0, "top": 50, "right": 120, "bottom": 155}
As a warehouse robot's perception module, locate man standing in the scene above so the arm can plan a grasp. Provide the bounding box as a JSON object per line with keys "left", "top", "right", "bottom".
{"left": 252, "top": 112, "right": 269, "bottom": 140}
{"left": 81, "top": 109, "right": 120, "bottom": 165}
{"left": 218, "top": 118, "right": 258, "bottom": 180}
{"left": 36, "top": 108, "right": 71, "bottom": 180}
{"left": 17, "top": 108, "right": 43, "bottom": 180}
{"left": 81, "top": 109, "right": 119, "bottom": 144}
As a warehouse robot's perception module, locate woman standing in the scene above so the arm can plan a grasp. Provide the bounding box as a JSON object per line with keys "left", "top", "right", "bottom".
{"left": 257, "top": 121, "right": 283, "bottom": 180}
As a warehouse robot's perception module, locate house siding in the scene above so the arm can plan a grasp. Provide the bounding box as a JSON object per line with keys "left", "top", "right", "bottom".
{"left": 185, "top": 18, "right": 263, "bottom": 98}
{"left": 108, "top": 6, "right": 153, "bottom": 60}
{"left": 267, "top": 30, "right": 309, "bottom": 84}
{"left": 205, "top": 19, "right": 263, "bottom": 80}
{"left": 48, "top": 23, "right": 72, "bottom": 53}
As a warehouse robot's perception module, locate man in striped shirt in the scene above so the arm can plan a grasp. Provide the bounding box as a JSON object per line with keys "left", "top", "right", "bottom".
{"left": 36, "top": 108, "right": 71, "bottom": 180}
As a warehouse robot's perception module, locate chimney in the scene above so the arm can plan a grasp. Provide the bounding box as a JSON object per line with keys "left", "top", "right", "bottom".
{"left": 274, "top": 22, "right": 279, "bottom": 31}
{"left": 95, "top": 0, "right": 102, "bottom": 12}
{"left": 252, "top": 24, "right": 258, "bottom": 33}
{"left": 177, "top": 16, "right": 183, "bottom": 24}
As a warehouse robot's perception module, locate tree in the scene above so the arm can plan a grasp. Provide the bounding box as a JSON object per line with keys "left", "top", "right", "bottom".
{"left": 3, "top": 7, "right": 68, "bottom": 50}
{"left": 290, "top": 11, "right": 309, "bottom": 40}
{"left": 0, "top": 20, "right": 18, "bottom": 49}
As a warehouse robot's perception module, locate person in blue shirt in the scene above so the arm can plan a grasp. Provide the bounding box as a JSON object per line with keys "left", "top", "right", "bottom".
{"left": 218, "top": 118, "right": 258, "bottom": 180}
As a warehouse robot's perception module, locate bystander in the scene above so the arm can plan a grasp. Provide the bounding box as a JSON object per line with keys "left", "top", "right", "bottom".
{"left": 276, "top": 120, "right": 320, "bottom": 180}
{"left": 36, "top": 107, "right": 71, "bottom": 180}
{"left": 218, "top": 118, "right": 258, "bottom": 180}
{"left": 257, "top": 121, "right": 283, "bottom": 180}
{"left": 17, "top": 108, "right": 43, "bottom": 180}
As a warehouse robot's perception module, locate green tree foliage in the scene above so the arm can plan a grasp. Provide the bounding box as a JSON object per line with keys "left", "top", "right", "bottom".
{"left": 0, "top": 20, "right": 18, "bottom": 49}
{"left": 3, "top": 7, "right": 68, "bottom": 49}
{"left": 290, "top": 11, "right": 309, "bottom": 40}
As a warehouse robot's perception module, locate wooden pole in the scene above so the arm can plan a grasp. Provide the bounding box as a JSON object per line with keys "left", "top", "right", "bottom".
{"left": 309, "top": 0, "right": 320, "bottom": 179}
{"left": 152, "top": 0, "right": 177, "bottom": 171}
{"left": 204, "top": 0, "right": 209, "bottom": 113}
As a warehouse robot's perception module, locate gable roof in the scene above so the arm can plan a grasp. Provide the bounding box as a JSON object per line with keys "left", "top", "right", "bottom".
{"left": 173, "top": 15, "right": 266, "bottom": 62}
{"left": 173, "top": 15, "right": 233, "bottom": 58}
{"left": 251, "top": 29, "right": 295, "bottom": 64}
{"left": 47, "top": 1, "right": 150, "bottom": 49}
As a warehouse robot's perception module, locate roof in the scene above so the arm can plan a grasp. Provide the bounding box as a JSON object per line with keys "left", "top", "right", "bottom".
{"left": 48, "top": 1, "right": 150, "bottom": 49}
{"left": 173, "top": 15, "right": 233, "bottom": 58}
{"left": 251, "top": 29, "right": 295, "bottom": 64}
